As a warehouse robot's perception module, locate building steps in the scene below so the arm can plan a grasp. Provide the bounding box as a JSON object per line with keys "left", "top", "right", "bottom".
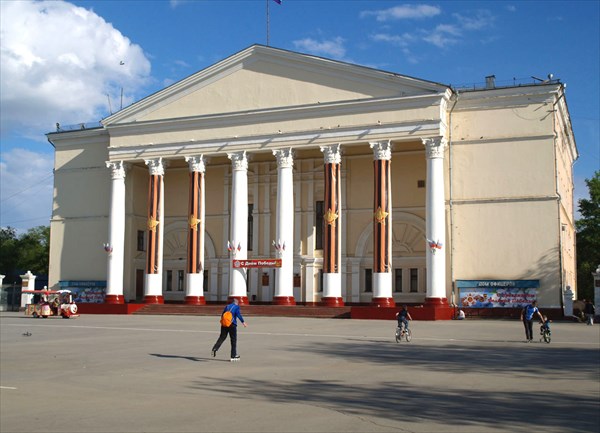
{"left": 133, "top": 303, "right": 352, "bottom": 319}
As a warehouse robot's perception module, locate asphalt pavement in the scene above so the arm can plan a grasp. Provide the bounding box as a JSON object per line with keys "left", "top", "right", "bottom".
{"left": 1, "top": 312, "right": 599, "bottom": 433}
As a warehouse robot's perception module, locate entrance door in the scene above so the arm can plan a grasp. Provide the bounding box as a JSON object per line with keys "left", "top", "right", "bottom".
{"left": 135, "top": 269, "right": 144, "bottom": 301}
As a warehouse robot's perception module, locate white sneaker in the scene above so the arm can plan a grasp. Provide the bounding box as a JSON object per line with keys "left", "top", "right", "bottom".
{"left": 230, "top": 356, "right": 241, "bottom": 362}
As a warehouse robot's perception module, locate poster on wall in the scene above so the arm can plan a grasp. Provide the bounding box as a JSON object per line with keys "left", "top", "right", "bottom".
{"left": 456, "top": 280, "right": 539, "bottom": 308}
{"left": 58, "top": 281, "right": 106, "bottom": 303}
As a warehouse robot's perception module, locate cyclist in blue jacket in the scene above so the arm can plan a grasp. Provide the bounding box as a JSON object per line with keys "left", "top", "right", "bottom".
{"left": 396, "top": 305, "right": 413, "bottom": 332}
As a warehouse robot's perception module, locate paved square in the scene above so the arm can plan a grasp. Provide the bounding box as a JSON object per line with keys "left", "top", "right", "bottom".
{"left": 1, "top": 312, "right": 599, "bottom": 432}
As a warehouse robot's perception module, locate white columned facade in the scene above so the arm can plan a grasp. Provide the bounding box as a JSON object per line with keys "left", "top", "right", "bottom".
{"left": 423, "top": 137, "right": 448, "bottom": 304}
{"left": 272, "top": 148, "right": 295, "bottom": 305}
{"left": 370, "top": 140, "right": 395, "bottom": 307}
{"left": 144, "top": 158, "right": 165, "bottom": 304}
{"left": 320, "top": 144, "right": 344, "bottom": 306}
{"left": 228, "top": 151, "right": 249, "bottom": 305}
{"left": 185, "top": 155, "right": 206, "bottom": 305}
{"left": 105, "top": 161, "right": 127, "bottom": 304}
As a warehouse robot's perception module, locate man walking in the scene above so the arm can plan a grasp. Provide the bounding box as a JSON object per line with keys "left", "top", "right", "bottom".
{"left": 520, "top": 300, "right": 544, "bottom": 342}
{"left": 584, "top": 299, "right": 595, "bottom": 325}
{"left": 211, "top": 298, "right": 247, "bottom": 361}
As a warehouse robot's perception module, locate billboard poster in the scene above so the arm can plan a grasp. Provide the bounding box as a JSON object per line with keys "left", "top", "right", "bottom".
{"left": 58, "top": 281, "right": 106, "bottom": 303}
{"left": 456, "top": 280, "right": 539, "bottom": 308}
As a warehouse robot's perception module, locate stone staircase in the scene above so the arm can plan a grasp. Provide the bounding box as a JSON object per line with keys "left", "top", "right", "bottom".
{"left": 133, "top": 303, "right": 352, "bottom": 319}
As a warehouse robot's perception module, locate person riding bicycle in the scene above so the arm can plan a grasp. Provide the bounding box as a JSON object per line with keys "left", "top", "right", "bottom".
{"left": 540, "top": 315, "right": 551, "bottom": 335}
{"left": 396, "top": 305, "right": 413, "bottom": 332}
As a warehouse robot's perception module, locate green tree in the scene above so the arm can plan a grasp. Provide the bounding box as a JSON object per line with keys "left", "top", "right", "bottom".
{"left": 17, "top": 226, "right": 50, "bottom": 276}
{"left": 576, "top": 171, "right": 600, "bottom": 301}
{"left": 0, "top": 226, "right": 50, "bottom": 284}
{"left": 0, "top": 227, "right": 19, "bottom": 284}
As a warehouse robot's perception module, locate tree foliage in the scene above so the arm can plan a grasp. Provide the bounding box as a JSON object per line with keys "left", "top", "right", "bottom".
{"left": 0, "top": 226, "right": 50, "bottom": 284}
{"left": 576, "top": 171, "right": 600, "bottom": 301}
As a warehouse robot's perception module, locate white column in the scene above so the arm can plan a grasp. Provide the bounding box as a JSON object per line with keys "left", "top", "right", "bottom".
{"left": 273, "top": 148, "right": 295, "bottom": 305}
{"left": 20, "top": 270, "right": 36, "bottom": 307}
{"left": 227, "top": 151, "right": 249, "bottom": 304}
{"left": 144, "top": 158, "right": 165, "bottom": 303}
{"left": 423, "top": 137, "right": 447, "bottom": 301}
{"left": 184, "top": 155, "right": 206, "bottom": 305}
{"left": 105, "top": 161, "right": 127, "bottom": 304}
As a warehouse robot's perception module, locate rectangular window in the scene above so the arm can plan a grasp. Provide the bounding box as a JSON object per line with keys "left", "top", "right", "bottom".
{"left": 247, "top": 204, "right": 254, "bottom": 251}
{"left": 410, "top": 268, "right": 419, "bottom": 293}
{"left": 395, "top": 269, "right": 403, "bottom": 292}
{"left": 365, "top": 269, "right": 372, "bottom": 293}
{"left": 177, "top": 270, "right": 184, "bottom": 292}
{"left": 318, "top": 269, "right": 323, "bottom": 292}
{"left": 166, "top": 270, "right": 173, "bottom": 292}
{"left": 203, "top": 271, "right": 209, "bottom": 294}
{"left": 137, "top": 230, "right": 145, "bottom": 251}
{"left": 315, "top": 200, "right": 324, "bottom": 250}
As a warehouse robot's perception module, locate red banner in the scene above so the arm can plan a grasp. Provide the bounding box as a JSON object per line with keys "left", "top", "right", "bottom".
{"left": 232, "top": 259, "right": 282, "bottom": 268}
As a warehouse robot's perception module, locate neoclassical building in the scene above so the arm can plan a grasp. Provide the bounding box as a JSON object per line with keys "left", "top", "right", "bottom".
{"left": 47, "top": 45, "right": 578, "bottom": 316}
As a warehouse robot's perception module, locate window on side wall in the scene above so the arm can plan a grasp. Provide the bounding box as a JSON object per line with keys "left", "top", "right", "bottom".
{"left": 247, "top": 203, "right": 254, "bottom": 251}
{"left": 315, "top": 200, "right": 324, "bottom": 250}
{"left": 137, "top": 230, "right": 145, "bottom": 251}
{"left": 410, "top": 268, "right": 418, "bottom": 292}
{"left": 365, "top": 269, "right": 372, "bottom": 293}
{"left": 395, "top": 269, "right": 403, "bottom": 292}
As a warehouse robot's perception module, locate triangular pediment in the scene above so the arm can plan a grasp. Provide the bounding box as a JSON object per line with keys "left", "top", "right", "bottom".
{"left": 103, "top": 45, "right": 448, "bottom": 125}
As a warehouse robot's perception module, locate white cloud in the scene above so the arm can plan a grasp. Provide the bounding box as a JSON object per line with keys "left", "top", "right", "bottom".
{"left": 370, "top": 32, "right": 416, "bottom": 47}
{"left": 170, "top": 0, "right": 189, "bottom": 8}
{"left": 361, "top": 4, "right": 441, "bottom": 22}
{"left": 0, "top": 148, "right": 54, "bottom": 231}
{"left": 423, "top": 24, "right": 462, "bottom": 48}
{"left": 0, "top": 0, "right": 152, "bottom": 138}
{"left": 370, "top": 9, "right": 495, "bottom": 50}
{"left": 292, "top": 37, "right": 347, "bottom": 59}
{"left": 452, "top": 10, "right": 495, "bottom": 30}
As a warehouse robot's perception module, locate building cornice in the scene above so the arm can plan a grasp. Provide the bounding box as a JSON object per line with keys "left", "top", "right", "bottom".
{"left": 107, "top": 119, "right": 442, "bottom": 162}
{"left": 104, "top": 92, "right": 448, "bottom": 138}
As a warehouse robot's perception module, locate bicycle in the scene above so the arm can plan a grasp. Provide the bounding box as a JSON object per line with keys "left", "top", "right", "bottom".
{"left": 395, "top": 324, "right": 412, "bottom": 343}
{"left": 539, "top": 325, "right": 551, "bottom": 344}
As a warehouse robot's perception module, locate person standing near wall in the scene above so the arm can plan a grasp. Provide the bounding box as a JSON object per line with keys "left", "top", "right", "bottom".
{"left": 584, "top": 299, "right": 595, "bottom": 325}
{"left": 521, "top": 300, "right": 544, "bottom": 342}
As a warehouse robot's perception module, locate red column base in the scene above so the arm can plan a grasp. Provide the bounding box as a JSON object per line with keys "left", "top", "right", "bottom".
{"left": 272, "top": 296, "right": 296, "bottom": 306}
{"left": 228, "top": 296, "right": 249, "bottom": 306}
{"left": 185, "top": 296, "right": 206, "bottom": 305}
{"left": 104, "top": 294, "right": 124, "bottom": 305}
{"left": 419, "top": 297, "right": 454, "bottom": 320}
{"left": 320, "top": 297, "right": 345, "bottom": 307}
{"left": 371, "top": 297, "right": 396, "bottom": 308}
{"left": 144, "top": 295, "right": 164, "bottom": 304}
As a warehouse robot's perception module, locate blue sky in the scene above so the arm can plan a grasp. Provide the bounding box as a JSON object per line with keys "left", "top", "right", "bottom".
{"left": 1, "top": 0, "right": 599, "bottom": 232}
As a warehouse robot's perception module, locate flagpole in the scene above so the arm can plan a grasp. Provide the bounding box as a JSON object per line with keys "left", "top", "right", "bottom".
{"left": 266, "top": 0, "right": 270, "bottom": 46}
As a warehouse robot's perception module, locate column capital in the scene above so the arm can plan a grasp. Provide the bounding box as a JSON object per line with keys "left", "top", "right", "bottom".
{"left": 273, "top": 148, "right": 294, "bottom": 168}
{"left": 106, "top": 161, "right": 128, "bottom": 179}
{"left": 228, "top": 151, "right": 248, "bottom": 171}
{"left": 145, "top": 157, "right": 165, "bottom": 176}
{"left": 320, "top": 144, "right": 342, "bottom": 164}
{"left": 185, "top": 155, "right": 206, "bottom": 173}
{"left": 422, "top": 137, "right": 447, "bottom": 159}
{"left": 370, "top": 140, "right": 392, "bottom": 160}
